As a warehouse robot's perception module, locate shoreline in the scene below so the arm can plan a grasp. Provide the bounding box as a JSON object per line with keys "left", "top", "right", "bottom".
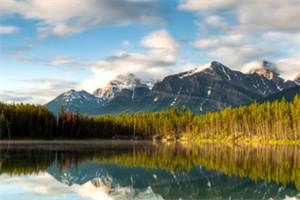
{"left": 1, "top": 138, "right": 300, "bottom": 145}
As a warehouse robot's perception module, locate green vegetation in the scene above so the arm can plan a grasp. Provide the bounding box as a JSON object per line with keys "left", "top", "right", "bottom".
{"left": 93, "top": 143, "right": 300, "bottom": 190}
{"left": 0, "top": 103, "right": 56, "bottom": 139}
{"left": 1, "top": 143, "right": 300, "bottom": 190}
{"left": 1, "top": 96, "right": 300, "bottom": 142}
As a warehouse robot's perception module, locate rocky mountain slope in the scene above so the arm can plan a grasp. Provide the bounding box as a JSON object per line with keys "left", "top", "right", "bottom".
{"left": 93, "top": 73, "right": 145, "bottom": 101}
{"left": 47, "top": 61, "right": 298, "bottom": 115}
{"left": 259, "top": 85, "right": 300, "bottom": 103}
{"left": 47, "top": 162, "right": 298, "bottom": 200}
{"left": 47, "top": 89, "right": 103, "bottom": 115}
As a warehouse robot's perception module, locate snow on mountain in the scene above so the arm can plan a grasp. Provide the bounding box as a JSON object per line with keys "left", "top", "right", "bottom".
{"left": 244, "top": 60, "right": 280, "bottom": 80}
{"left": 47, "top": 61, "right": 300, "bottom": 115}
{"left": 294, "top": 73, "right": 300, "bottom": 85}
{"left": 144, "top": 79, "right": 158, "bottom": 89}
{"left": 178, "top": 63, "right": 211, "bottom": 79}
{"left": 47, "top": 89, "right": 103, "bottom": 114}
{"left": 60, "top": 89, "right": 102, "bottom": 104}
{"left": 151, "top": 61, "right": 297, "bottom": 113}
{"left": 93, "top": 73, "right": 150, "bottom": 101}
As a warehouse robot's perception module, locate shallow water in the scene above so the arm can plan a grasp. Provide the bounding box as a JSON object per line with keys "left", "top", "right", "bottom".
{"left": 0, "top": 141, "right": 299, "bottom": 200}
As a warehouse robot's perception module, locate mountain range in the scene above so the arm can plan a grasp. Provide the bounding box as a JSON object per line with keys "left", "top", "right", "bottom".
{"left": 47, "top": 161, "right": 298, "bottom": 199}
{"left": 47, "top": 61, "right": 300, "bottom": 115}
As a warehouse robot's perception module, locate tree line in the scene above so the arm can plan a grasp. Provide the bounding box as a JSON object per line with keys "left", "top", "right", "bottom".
{"left": 0, "top": 96, "right": 300, "bottom": 141}
{"left": 1, "top": 143, "right": 300, "bottom": 190}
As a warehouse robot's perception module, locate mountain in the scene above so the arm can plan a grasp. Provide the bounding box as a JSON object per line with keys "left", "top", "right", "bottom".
{"left": 247, "top": 60, "right": 279, "bottom": 80}
{"left": 149, "top": 61, "right": 296, "bottom": 113}
{"left": 47, "top": 162, "right": 298, "bottom": 200}
{"left": 260, "top": 85, "right": 300, "bottom": 103}
{"left": 93, "top": 73, "right": 146, "bottom": 101}
{"left": 47, "top": 61, "right": 298, "bottom": 115}
{"left": 47, "top": 89, "right": 103, "bottom": 115}
{"left": 294, "top": 73, "right": 300, "bottom": 85}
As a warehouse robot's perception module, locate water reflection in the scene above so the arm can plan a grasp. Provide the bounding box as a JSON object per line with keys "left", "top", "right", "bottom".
{"left": 0, "top": 141, "right": 300, "bottom": 200}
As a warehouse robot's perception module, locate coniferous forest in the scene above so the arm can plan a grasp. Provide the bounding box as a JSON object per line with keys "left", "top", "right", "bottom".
{"left": 1, "top": 96, "right": 300, "bottom": 142}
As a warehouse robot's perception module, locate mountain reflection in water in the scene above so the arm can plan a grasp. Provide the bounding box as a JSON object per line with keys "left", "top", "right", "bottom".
{"left": 0, "top": 141, "right": 299, "bottom": 200}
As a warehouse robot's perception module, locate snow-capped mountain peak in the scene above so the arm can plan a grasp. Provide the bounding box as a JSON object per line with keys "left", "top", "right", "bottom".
{"left": 93, "top": 73, "right": 148, "bottom": 101}
{"left": 178, "top": 63, "right": 213, "bottom": 79}
{"left": 110, "top": 73, "right": 141, "bottom": 89}
{"left": 47, "top": 60, "right": 299, "bottom": 115}
{"left": 245, "top": 60, "right": 280, "bottom": 80}
{"left": 61, "top": 89, "right": 101, "bottom": 103}
{"left": 47, "top": 89, "right": 103, "bottom": 114}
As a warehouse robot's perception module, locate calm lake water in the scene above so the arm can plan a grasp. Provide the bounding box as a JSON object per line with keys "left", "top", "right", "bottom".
{"left": 0, "top": 141, "right": 299, "bottom": 200}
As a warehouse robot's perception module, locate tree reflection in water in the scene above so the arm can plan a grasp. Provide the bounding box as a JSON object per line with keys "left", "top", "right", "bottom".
{"left": 0, "top": 142, "right": 299, "bottom": 191}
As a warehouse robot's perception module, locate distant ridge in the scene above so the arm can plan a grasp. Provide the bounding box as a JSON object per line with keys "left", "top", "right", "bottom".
{"left": 47, "top": 61, "right": 299, "bottom": 115}
{"left": 260, "top": 85, "right": 300, "bottom": 102}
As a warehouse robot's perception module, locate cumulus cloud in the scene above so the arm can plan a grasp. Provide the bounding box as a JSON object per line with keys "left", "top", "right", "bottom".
{"left": 2, "top": 29, "right": 183, "bottom": 101}
{"left": 242, "top": 60, "right": 279, "bottom": 73}
{"left": 277, "top": 56, "right": 300, "bottom": 80}
{"left": 179, "top": 0, "right": 300, "bottom": 31}
{"left": 0, "top": 0, "right": 162, "bottom": 37}
{"left": 194, "top": 34, "right": 245, "bottom": 48}
{"left": 240, "top": 58, "right": 300, "bottom": 80}
{"left": 179, "top": 0, "right": 300, "bottom": 76}
{"left": 0, "top": 25, "right": 19, "bottom": 34}
{"left": 209, "top": 46, "right": 272, "bottom": 67}
{"left": 0, "top": 79, "right": 79, "bottom": 104}
{"left": 81, "top": 29, "right": 181, "bottom": 91}
{"left": 236, "top": 1, "right": 300, "bottom": 31}
{"left": 204, "top": 15, "right": 228, "bottom": 30}
{"left": 178, "top": 0, "right": 235, "bottom": 12}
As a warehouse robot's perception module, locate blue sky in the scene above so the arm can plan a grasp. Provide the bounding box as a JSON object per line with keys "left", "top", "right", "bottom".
{"left": 1, "top": 0, "right": 300, "bottom": 104}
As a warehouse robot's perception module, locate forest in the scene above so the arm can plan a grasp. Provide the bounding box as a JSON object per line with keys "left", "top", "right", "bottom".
{"left": 1, "top": 143, "right": 300, "bottom": 190}
{"left": 0, "top": 96, "right": 300, "bottom": 142}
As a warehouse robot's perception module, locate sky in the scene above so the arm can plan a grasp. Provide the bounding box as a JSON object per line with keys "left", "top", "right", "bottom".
{"left": 1, "top": 0, "right": 300, "bottom": 104}
{"left": 0, "top": 173, "right": 163, "bottom": 200}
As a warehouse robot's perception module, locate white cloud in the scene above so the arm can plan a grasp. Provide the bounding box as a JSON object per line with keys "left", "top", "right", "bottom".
{"left": 241, "top": 58, "right": 300, "bottom": 80}
{"left": 2, "top": 30, "right": 181, "bottom": 102}
{"left": 0, "top": 173, "right": 164, "bottom": 200}
{"left": 241, "top": 60, "right": 278, "bottom": 73}
{"left": 180, "top": 0, "right": 300, "bottom": 75}
{"left": 141, "top": 29, "right": 179, "bottom": 63}
{"left": 49, "top": 56, "right": 91, "bottom": 68}
{"left": 277, "top": 56, "right": 300, "bottom": 80}
{"left": 236, "top": 1, "right": 300, "bottom": 31}
{"left": 0, "top": 79, "right": 79, "bottom": 104}
{"left": 204, "top": 15, "right": 228, "bottom": 30}
{"left": 179, "top": 0, "right": 300, "bottom": 31}
{"left": 194, "top": 34, "right": 245, "bottom": 48}
{"left": 262, "top": 31, "right": 300, "bottom": 45}
{"left": 72, "top": 182, "right": 113, "bottom": 200}
{"left": 178, "top": 0, "right": 235, "bottom": 12}
{"left": 194, "top": 33, "right": 273, "bottom": 66}
{"left": 0, "top": 25, "right": 19, "bottom": 34}
{"left": 209, "top": 46, "right": 271, "bottom": 67}
{"left": 179, "top": 0, "right": 300, "bottom": 32}
{"left": 0, "top": 0, "right": 162, "bottom": 37}
{"left": 81, "top": 29, "right": 180, "bottom": 91}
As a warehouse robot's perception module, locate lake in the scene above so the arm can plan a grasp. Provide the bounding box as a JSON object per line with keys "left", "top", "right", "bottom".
{"left": 0, "top": 141, "right": 299, "bottom": 200}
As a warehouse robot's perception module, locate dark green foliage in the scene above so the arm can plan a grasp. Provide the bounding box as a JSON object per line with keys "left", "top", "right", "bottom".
{"left": 1, "top": 96, "right": 300, "bottom": 140}
{"left": 0, "top": 103, "right": 56, "bottom": 139}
